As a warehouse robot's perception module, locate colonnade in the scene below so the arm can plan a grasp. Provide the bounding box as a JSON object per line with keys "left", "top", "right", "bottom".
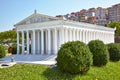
{"left": 17, "top": 27, "right": 114, "bottom": 55}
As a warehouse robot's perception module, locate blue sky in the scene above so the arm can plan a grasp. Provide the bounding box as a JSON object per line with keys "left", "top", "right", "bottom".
{"left": 0, "top": 0, "right": 120, "bottom": 32}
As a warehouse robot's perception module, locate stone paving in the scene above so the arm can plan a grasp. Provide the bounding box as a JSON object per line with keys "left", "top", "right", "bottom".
{"left": 0, "top": 54, "right": 57, "bottom": 66}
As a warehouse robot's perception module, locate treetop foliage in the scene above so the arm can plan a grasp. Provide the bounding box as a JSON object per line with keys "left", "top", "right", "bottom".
{"left": 107, "top": 21, "right": 120, "bottom": 36}
{"left": 0, "top": 30, "right": 16, "bottom": 43}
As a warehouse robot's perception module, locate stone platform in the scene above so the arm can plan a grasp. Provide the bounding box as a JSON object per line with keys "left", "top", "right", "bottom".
{"left": 0, "top": 54, "right": 57, "bottom": 65}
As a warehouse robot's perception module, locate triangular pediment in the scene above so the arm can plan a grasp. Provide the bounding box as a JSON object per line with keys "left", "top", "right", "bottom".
{"left": 15, "top": 13, "right": 60, "bottom": 26}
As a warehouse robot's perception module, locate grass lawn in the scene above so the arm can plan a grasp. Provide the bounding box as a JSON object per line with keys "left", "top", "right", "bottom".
{"left": 0, "top": 61, "right": 120, "bottom": 80}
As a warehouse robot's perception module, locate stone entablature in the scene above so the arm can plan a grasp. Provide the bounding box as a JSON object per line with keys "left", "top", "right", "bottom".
{"left": 16, "top": 20, "right": 115, "bottom": 33}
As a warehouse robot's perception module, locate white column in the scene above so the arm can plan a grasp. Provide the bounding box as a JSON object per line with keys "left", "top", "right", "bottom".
{"left": 101, "top": 32, "right": 103, "bottom": 42}
{"left": 48, "top": 29, "right": 51, "bottom": 54}
{"left": 70, "top": 29, "right": 72, "bottom": 41}
{"left": 26, "top": 31, "right": 29, "bottom": 54}
{"left": 112, "top": 33, "right": 115, "bottom": 43}
{"left": 99, "top": 32, "right": 101, "bottom": 40}
{"left": 65, "top": 28, "right": 67, "bottom": 42}
{"left": 17, "top": 31, "right": 19, "bottom": 54}
{"left": 105, "top": 33, "right": 107, "bottom": 43}
{"left": 88, "top": 31, "right": 90, "bottom": 43}
{"left": 86, "top": 31, "right": 88, "bottom": 43}
{"left": 95, "top": 32, "right": 97, "bottom": 40}
{"left": 93, "top": 31, "right": 95, "bottom": 40}
{"left": 68, "top": 29, "right": 70, "bottom": 41}
{"left": 73, "top": 29, "right": 75, "bottom": 41}
{"left": 89, "top": 31, "right": 90, "bottom": 42}
{"left": 89, "top": 31, "right": 92, "bottom": 42}
{"left": 30, "top": 32, "right": 33, "bottom": 54}
{"left": 108, "top": 33, "right": 109, "bottom": 43}
{"left": 54, "top": 28, "right": 57, "bottom": 54}
{"left": 37, "top": 31, "right": 40, "bottom": 54}
{"left": 45, "top": 30, "right": 48, "bottom": 54}
{"left": 66, "top": 28, "right": 68, "bottom": 42}
{"left": 87, "top": 31, "right": 90, "bottom": 43}
{"left": 41, "top": 29, "right": 44, "bottom": 54}
{"left": 90, "top": 31, "right": 91, "bottom": 41}
{"left": 75, "top": 29, "right": 77, "bottom": 41}
{"left": 77, "top": 29, "right": 79, "bottom": 40}
{"left": 84, "top": 30, "right": 86, "bottom": 43}
{"left": 82, "top": 30, "right": 85, "bottom": 42}
{"left": 103, "top": 32, "right": 104, "bottom": 42}
{"left": 32, "top": 30, "right": 35, "bottom": 54}
{"left": 97, "top": 32, "right": 99, "bottom": 40}
{"left": 61, "top": 27, "right": 64, "bottom": 44}
{"left": 22, "top": 31, "right": 24, "bottom": 54}
{"left": 84, "top": 30, "right": 87, "bottom": 43}
{"left": 79, "top": 30, "right": 82, "bottom": 41}
{"left": 58, "top": 29, "right": 61, "bottom": 49}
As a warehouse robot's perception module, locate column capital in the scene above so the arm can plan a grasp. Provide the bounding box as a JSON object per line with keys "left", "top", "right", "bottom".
{"left": 32, "top": 30, "right": 35, "bottom": 32}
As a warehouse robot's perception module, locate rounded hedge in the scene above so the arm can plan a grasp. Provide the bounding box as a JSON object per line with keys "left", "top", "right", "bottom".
{"left": 11, "top": 44, "right": 22, "bottom": 54}
{"left": 8, "top": 46, "right": 12, "bottom": 53}
{"left": 107, "top": 43, "right": 120, "bottom": 62}
{"left": 12, "top": 44, "right": 17, "bottom": 54}
{"left": 0, "top": 45, "right": 6, "bottom": 58}
{"left": 56, "top": 41, "right": 93, "bottom": 74}
{"left": 88, "top": 40, "right": 109, "bottom": 66}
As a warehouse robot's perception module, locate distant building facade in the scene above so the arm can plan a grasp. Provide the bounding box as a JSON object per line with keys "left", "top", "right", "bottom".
{"left": 108, "top": 3, "right": 120, "bottom": 22}
{"left": 62, "top": 3, "right": 120, "bottom": 26}
{"left": 95, "top": 7, "right": 108, "bottom": 26}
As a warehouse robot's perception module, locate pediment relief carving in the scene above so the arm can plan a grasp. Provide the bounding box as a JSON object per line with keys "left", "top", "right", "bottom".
{"left": 15, "top": 13, "right": 59, "bottom": 26}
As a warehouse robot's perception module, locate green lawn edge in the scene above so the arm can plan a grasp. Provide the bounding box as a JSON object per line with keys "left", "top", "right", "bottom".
{"left": 0, "top": 61, "right": 120, "bottom": 80}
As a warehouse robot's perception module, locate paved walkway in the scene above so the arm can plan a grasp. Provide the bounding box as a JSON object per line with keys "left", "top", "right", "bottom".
{"left": 0, "top": 54, "right": 57, "bottom": 65}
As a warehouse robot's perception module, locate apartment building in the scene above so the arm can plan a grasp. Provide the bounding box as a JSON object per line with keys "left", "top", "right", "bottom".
{"left": 108, "top": 3, "right": 120, "bottom": 22}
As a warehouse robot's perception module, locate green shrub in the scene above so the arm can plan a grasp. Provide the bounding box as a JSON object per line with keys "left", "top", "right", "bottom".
{"left": 88, "top": 40, "right": 109, "bottom": 66}
{"left": 8, "top": 46, "right": 12, "bottom": 53}
{"left": 56, "top": 41, "right": 93, "bottom": 74}
{"left": 11, "top": 44, "right": 22, "bottom": 54}
{"left": 0, "top": 45, "right": 6, "bottom": 58}
{"left": 12, "top": 44, "right": 17, "bottom": 54}
{"left": 107, "top": 43, "right": 120, "bottom": 61}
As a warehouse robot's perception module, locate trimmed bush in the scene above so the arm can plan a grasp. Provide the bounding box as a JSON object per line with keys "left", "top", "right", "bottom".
{"left": 0, "top": 45, "right": 6, "bottom": 58}
{"left": 88, "top": 40, "right": 109, "bottom": 66}
{"left": 8, "top": 46, "right": 12, "bottom": 53}
{"left": 12, "top": 44, "right": 17, "bottom": 54}
{"left": 56, "top": 41, "right": 93, "bottom": 74}
{"left": 11, "top": 44, "right": 22, "bottom": 54}
{"left": 107, "top": 43, "right": 120, "bottom": 61}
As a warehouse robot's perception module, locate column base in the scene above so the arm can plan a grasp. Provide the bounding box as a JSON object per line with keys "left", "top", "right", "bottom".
{"left": 41, "top": 50, "right": 44, "bottom": 55}
{"left": 47, "top": 50, "right": 51, "bottom": 55}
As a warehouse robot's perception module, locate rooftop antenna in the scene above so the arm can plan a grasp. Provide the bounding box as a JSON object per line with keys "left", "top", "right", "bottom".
{"left": 34, "top": 9, "right": 37, "bottom": 14}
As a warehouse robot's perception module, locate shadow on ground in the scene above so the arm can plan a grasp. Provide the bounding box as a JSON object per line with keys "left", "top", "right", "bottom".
{"left": 42, "top": 67, "right": 78, "bottom": 80}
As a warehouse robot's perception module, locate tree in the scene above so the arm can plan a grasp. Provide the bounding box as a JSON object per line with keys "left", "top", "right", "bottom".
{"left": 0, "top": 30, "right": 17, "bottom": 43}
{"left": 78, "top": 16, "right": 82, "bottom": 22}
{"left": 107, "top": 21, "right": 120, "bottom": 36}
{"left": 0, "top": 45, "right": 6, "bottom": 58}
